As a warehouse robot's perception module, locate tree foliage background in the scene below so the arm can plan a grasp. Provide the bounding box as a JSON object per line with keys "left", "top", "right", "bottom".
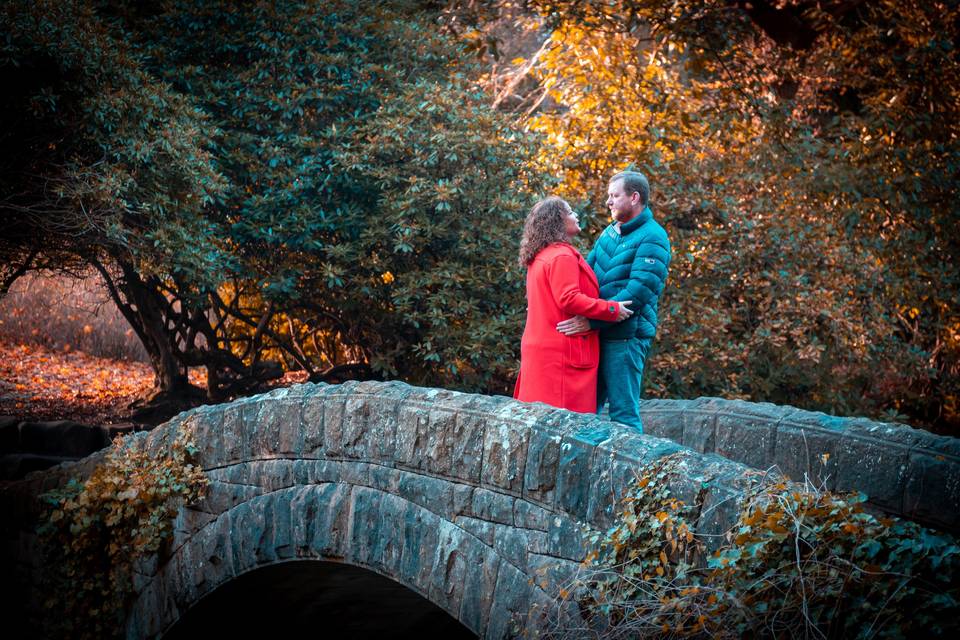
{"left": 2, "top": 0, "right": 958, "bottom": 433}
{"left": 1, "top": 0, "right": 544, "bottom": 416}
{"left": 459, "top": 0, "right": 959, "bottom": 432}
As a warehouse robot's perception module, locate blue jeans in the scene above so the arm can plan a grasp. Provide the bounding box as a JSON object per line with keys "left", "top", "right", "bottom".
{"left": 597, "top": 338, "right": 651, "bottom": 432}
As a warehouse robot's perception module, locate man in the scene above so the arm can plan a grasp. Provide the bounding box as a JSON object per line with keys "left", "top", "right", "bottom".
{"left": 557, "top": 170, "right": 671, "bottom": 431}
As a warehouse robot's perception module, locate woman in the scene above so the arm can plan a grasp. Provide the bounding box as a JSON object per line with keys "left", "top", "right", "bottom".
{"left": 514, "top": 196, "right": 632, "bottom": 413}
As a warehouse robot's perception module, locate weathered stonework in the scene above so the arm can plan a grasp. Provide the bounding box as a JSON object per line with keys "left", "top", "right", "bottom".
{"left": 2, "top": 381, "right": 958, "bottom": 639}
{"left": 639, "top": 397, "right": 960, "bottom": 532}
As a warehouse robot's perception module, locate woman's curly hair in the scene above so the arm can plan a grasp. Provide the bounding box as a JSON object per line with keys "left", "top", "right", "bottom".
{"left": 518, "top": 196, "right": 571, "bottom": 267}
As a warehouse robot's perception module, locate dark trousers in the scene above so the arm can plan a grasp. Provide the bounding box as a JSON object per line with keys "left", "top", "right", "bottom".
{"left": 597, "top": 337, "right": 651, "bottom": 432}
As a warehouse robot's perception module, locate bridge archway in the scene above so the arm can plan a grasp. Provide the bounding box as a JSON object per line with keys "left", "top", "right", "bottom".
{"left": 129, "top": 475, "right": 554, "bottom": 638}
{"left": 163, "top": 560, "right": 474, "bottom": 638}
{"left": 3, "top": 379, "right": 958, "bottom": 639}
{"left": 122, "top": 380, "right": 746, "bottom": 638}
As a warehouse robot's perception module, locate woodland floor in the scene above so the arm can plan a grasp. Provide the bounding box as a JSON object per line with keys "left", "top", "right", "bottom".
{"left": 0, "top": 339, "right": 307, "bottom": 425}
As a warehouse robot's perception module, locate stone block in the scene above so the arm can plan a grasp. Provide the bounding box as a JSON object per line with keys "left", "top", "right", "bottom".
{"left": 339, "top": 460, "right": 372, "bottom": 486}
{"left": 681, "top": 404, "right": 718, "bottom": 454}
{"left": 340, "top": 394, "right": 378, "bottom": 459}
{"left": 343, "top": 382, "right": 414, "bottom": 464}
{"left": 773, "top": 422, "right": 842, "bottom": 490}
{"left": 197, "top": 478, "right": 265, "bottom": 517}
{"left": 486, "top": 558, "right": 531, "bottom": 640}
{"left": 425, "top": 406, "right": 486, "bottom": 483}
{"left": 321, "top": 393, "right": 348, "bottom": 457}
{"left": 397, "top": 470, "right": 453, "bottom": 518}
{"left": 289, "top": 484, "right": 318, "bottom": 556}
{"left": 453, "top": 483, "right": 474, "bottom": 517}
{"left": 527, "top": 553, "right": 582, "bottom": 595}
{"left": 523, "top": 427, "right": 562, "bottom": 506}
{"left": 586, "top": 447, "right": 646, "bottom": 531}
{"left": 492, "top": 521, "right": 531, "bottom": 571}
{"left": 270, "top": 489, "right": 295, "bottom": 560}
{"left": 190, "top": 513, "right": 236, "bottom": 592}
{"left": 168, "top": 544, "right": 197, "bottom": 611}
{"left": 219, "top": 403, "right": 250, "bottom": 464}
{"left": 399, "top": 502, "right": 442, "bottom": 591}
{"left": 181, "top": 408, "right": 223, "bottom": 467}
{"left": 584, "top": 446, "right": 615, "bottom": 529}
{"left": 176, "top": 506, "right": 216, "bottom": 538}
{"left": 228, "top": 500, "right": 262, "bottom": 573}
{"left": 299, "top": 483, "right": 352, "bottom": 559}
{"left": 662, "top": 453, "right": 744, "bottom": 514}
{"left": 395, "top": 402, "right": 432, "bottom": 471}
{"left": 128, "top": 582, "right": 161, "bottom": 639}
{"left": 246, "top": 459, "right": 297, "bottom": 491}
{"left": 292, "top": 459, "right": 311, "bottom": 485}
{"left": 639, "top": 402, "right": 685, "bottom": 444}
{"left": 348, "top": 486, "right": 384, "bottom": 567}
{"left": 556, "top": 423, "right": 612, "bottom": 520}
{"left": 543, "top": 513, "right": 588, "bottom": 561}
{"left": 427, "top": 519, "right": 473, "bottom": 617}
{"left": 513, "top": 499, "right": 552, "bottom": 531}
{"left": 714, "top": 400, "right": 782, "bottom": 471}
{"left": 369, "top": 464, "right": 401, "bottom": 494}
{"left": 373, "top": 492, "right": 407, "bottom": 577}
{"left": 455, "top": 515, "right": 496, "bottom": 546}
{"left": 694, "top": 483, "right": 745, "bottom": 553}
{"left": 252, "top": 397, "right": 304, "bottom": 457}
{"left": 301, "top": 391, "right": 327, "bottom": 455}
{"left": 840, "top": 416, "right": 926, "bottom": 450}
{"left": 482, "top": 420, "right": 528, "bottom": 494}
{"left": 458, "top": 544, "right": 500, "bottom": 636}
{"left": 902, "top": 449, "right": 960, "bottom": 532}
{"left": 834, "top": 425, "right": 909, "bottom": 513}
{"left": 300, "top": 459, "right": 342, "bottom": 484}
{"left": 471, "top": 487, "right": 514, "bottom": 524}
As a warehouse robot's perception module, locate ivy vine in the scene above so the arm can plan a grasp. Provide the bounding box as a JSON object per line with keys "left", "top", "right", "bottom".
{"left": 543, "top": 453, "right": 960, "bottom": 639}
{"left": 37, "top": 423, "right": 208, "bottom": 640}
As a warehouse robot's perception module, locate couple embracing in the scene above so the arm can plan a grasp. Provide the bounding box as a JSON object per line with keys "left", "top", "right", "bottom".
{"left": 514, "top": 171, "right": 671, "bottom": 432}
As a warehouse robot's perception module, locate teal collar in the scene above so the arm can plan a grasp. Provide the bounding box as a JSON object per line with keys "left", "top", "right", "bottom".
{"left": 619, "top": 206, "right": 652, "bottom": 235}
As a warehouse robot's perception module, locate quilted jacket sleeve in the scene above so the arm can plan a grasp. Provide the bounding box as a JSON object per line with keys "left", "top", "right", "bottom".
{"left": 589, "top": 229, "right": 671, "bottom": 331}
{"left": 548, "top": 254, "right": 621, "bottom": 321}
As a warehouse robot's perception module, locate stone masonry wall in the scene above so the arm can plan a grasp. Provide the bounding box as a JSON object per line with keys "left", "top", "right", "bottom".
{"left": 2, "top": 381, "right": 958, "bottom": 639}
{"left": 640, "top": 398, "right": 960, "bottom": 533}
{"left": 2, "top": 381, "right": 769, "bottom": 639}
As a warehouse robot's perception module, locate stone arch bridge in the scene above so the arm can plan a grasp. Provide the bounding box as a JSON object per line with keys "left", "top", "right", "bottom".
{"left": 2, "top": 381, "right": 958, "bottom": 638}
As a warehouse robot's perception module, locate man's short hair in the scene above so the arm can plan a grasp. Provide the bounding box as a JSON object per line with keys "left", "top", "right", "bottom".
{"left": 610, "top": 171, "right": 649, "bottom": 206}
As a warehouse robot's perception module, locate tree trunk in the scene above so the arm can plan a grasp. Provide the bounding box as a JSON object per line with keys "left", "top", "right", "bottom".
{"left": 91, "top": 257, "right": 205, "bottom": 423}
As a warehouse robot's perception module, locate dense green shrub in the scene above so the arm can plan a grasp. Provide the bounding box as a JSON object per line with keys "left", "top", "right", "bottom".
{"left": 1, "top": 0, "right": 551, "bottom": 401}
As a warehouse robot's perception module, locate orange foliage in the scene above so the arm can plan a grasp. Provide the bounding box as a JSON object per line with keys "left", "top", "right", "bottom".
{"left": 0, "top": 339, "right": 156, "bottom": 424}
{"left": 0, "top": 339, "right": 309, "bottom": 424}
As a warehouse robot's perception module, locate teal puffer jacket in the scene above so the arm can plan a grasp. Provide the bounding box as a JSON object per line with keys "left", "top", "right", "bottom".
{"left": 587, "top": 206, "right": 671, "bottom": 340}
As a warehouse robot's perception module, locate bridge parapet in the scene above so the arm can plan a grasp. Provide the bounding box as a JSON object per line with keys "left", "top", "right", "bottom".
{"left": 640, "top": 398, "right": 960, "bottom": 532}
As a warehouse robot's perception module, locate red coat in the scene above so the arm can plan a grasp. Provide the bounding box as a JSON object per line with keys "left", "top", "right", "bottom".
{"left": 514, "top": 243, "right": 621, "bottom": 413}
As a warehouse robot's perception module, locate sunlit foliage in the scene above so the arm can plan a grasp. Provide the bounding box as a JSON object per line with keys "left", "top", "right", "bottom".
{"left": 507, "top": 0, "right": 960, "bottom": 430}
{"left": 4, "top": 0, "right": 957, "bottom": 429}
